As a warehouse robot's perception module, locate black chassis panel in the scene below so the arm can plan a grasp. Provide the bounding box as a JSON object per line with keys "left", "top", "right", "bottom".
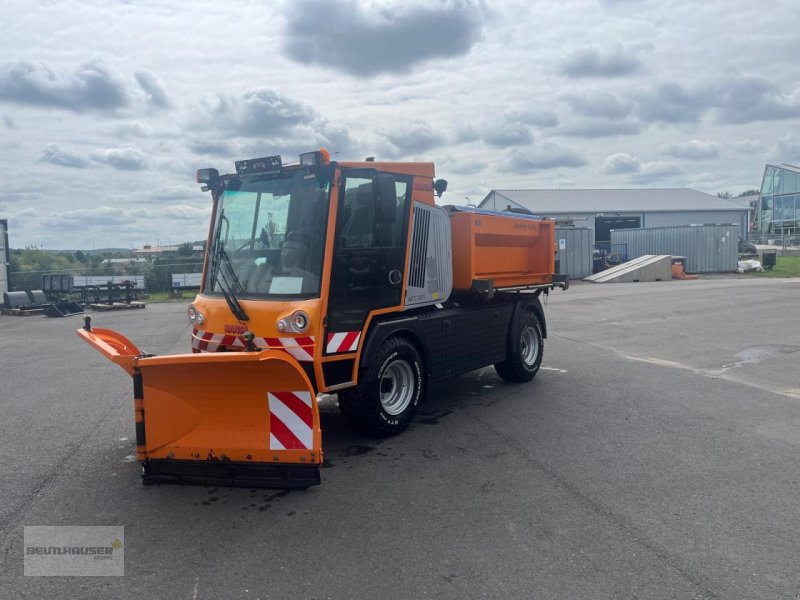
{"left": 360, "top": 292, "right": 547, "bottom": 384}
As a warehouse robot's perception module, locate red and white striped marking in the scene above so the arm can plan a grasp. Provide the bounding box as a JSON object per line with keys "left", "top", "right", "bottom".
{"left": 268, "top": 391, "right": 314, "bottom": 450}
{"left": 326, "top": 331, "right": 361, "bottom": 354}
{"left": 263, "top": 336, "right": 315, "bottom": 361}
{"left": 191, "top": 328, "right": 315, "bottom": 361}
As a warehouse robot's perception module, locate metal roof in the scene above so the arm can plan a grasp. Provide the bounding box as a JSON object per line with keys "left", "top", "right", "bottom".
{"left": 727, "top": 193, "right": 759, "bottom": 208}
{"left": 480, "top": 188, "right": 749, "bottom": 214}
{"left": 768, "top": 163, "right": 800, "bottom": 175}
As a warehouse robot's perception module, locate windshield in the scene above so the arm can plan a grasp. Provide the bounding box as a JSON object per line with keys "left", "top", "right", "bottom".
{"left": 204, "top": 170, "right": 331, "bottom": 298}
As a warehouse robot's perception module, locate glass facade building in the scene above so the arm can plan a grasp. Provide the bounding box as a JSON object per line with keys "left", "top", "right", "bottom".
{"left": 756, "top": 164, "right": 800, "bottom": 235}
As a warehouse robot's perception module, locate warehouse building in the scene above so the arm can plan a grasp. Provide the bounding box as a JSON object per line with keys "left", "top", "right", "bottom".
{"left": 480, "top": 188, "right": 750, "bottom": 243}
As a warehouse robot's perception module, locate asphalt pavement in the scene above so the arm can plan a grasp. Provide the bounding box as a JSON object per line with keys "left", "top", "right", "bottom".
{"left": 1, "top": 277, "right": 799, "bottom": 599}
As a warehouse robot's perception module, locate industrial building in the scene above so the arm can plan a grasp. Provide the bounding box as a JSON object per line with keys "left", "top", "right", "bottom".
{"left": 754, "top": 163, "right": 800, "bottom": 238}
{"left": 480, "top": 188, "right": 750, "bottom": 243}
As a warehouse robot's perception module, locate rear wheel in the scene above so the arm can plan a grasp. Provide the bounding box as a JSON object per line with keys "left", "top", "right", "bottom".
{"left": 494, "top": 312, "right": 543, "bottom": 382}
{"left": 338, "top": 336, "right": 425, "bottom": 437}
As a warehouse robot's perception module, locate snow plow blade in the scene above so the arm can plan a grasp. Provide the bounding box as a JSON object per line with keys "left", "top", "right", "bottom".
{"left": 77, "top": 326, "right": 322, "bottom": 489}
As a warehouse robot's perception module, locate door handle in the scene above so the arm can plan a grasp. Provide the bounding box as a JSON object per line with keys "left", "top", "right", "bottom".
{"left": 388, "top": 269, "right": 402, "bottom": 286}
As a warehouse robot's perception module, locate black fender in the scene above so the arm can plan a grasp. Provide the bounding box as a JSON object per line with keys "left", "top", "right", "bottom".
{"left": 359, "top": 316, "right": 431, "bottom": 378}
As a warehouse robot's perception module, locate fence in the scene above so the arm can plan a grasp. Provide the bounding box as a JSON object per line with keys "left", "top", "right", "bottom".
{"left": 749, "top": 233, "right": 800, "bottom": 248}
{"left": 171, "top": 273, "right": 203, "bottom": 288}
{"left": 611, "top": 224, "right": 738, "bottom": 273}
{"left": 9, "top": 260, "right": 203, "bottom": 293}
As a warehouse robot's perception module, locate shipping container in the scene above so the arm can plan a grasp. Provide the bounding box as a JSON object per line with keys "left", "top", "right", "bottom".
{"left": 555, "top": 227, "right": 593, "bottom": 279}
{"left": 611, "top": 224, "right": 738, "bottom": 273}
{"left": 0, "top": 219, "right": 8, "bottom": 296}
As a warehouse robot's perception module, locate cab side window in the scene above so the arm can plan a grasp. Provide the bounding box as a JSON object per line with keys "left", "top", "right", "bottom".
{"left": 340, "top": 178, "right": 376, "bottom": 248}
{"left": 338, "top": 177, "right": 409, "bottom": 248}
{"left": 386, "top": 181, "right": 409, "bottom": 247}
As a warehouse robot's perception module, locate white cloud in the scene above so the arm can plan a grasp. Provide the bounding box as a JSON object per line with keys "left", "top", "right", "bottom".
{"left": 603, "top": 153, "right": 641, "bottom": 174}
{"left": 501, "top": 143, "right": 587, "bottom": 173}
{"left": 634, "top": 76, "right": 800, "bottom": 125}
{"left": 39, "top": 144, "right": 92, "bottom": 168}
{"left": 559, "top": 46, "right": 643, "bottom": 78}
{"left": 380, "top": 119, "right": 445, "bottom": 157}
{"left": 602, "top": 153, "right": 685, "bottom": 184}
{"left": 480, "top": 121, "right": 534, "bottom": 147}
{"left": 728, "top": 140, "right": 764, "bottom": 154}
{"left": 663, "top": 139, "right": 721, "bottom": 160}
{"left": 91, "top": 145, "right": 148, "bottom": 170}
{"left": 194, "top": 87, "right": 317, "bottom": 138}
{"left": 127, "top": 184, "right": 200, "bottom": 204}
{"left": 562, "top": 92, "right": 634, "bottom": 119}
{"left": 558, "top": 118, "right": 643, "bottom": 138}
{"left": 0, "top": 59, "right": 129, "bottom": 112}
{"left": 135, "top": 71, "right": 172, "bottom": 109}
{"left": 631, "top": 160, "right": 685, "bottom": 184}
{"left": 771, "top": 133, "right": 800, "bottom": 163}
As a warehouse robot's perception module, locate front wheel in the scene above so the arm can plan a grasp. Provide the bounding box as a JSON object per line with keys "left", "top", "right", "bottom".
{"left": 494, "top": 312, "right": 543, "bottom": 383}
{"left": 338, "top": 336, "right": 426, "bottom": 437}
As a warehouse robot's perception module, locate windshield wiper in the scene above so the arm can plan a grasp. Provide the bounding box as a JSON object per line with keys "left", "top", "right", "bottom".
{"left": 216, "top": 244, "right": 249, "bottom": 322}
{"left": 210, "top": 209, "right": 249, "bottom": 322}
{"left": 217, "top": 244, "right": 250, "bottom": 321}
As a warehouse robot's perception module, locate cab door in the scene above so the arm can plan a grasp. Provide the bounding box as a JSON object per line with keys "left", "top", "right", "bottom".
{"left": 325, "top": 169, "right": 410, "bottom": 355}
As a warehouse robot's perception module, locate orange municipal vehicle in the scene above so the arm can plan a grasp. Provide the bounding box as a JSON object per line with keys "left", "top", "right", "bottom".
{"left": 78, "top": 149, "right": 567, "bottom": 489}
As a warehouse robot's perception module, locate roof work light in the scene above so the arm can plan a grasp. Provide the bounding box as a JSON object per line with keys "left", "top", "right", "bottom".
{"left": 299, "top": 148, "right": 331, "bottom": 168}
{"left": 196, "top": 168, "right": 219, "bottom": 191}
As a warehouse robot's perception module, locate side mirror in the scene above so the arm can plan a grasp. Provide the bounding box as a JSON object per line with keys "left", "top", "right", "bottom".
{"left": 433, "top": 179, "right": 448, "bottom": 197}
{"left": 374, "top": 173, "right": 397, "bottom": 223}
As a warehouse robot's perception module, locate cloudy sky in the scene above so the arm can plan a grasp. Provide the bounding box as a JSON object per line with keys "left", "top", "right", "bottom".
{"left": 2, "top": 0, "right": 799, "bottom": 249}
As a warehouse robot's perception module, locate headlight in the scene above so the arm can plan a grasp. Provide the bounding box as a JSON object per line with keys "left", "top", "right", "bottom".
{"left": 292, "top": 312, "right": 308, "bottom": 330}
{"left": 187, "top": 304, "right": 205, "bottom": 325}
{"left": 276, "top": 310, "right": 309, "bottom": 334}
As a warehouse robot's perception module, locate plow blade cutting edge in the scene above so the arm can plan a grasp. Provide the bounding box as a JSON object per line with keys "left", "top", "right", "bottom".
{"left": 77, "top": 327, "right": 322, "bottom": 489}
